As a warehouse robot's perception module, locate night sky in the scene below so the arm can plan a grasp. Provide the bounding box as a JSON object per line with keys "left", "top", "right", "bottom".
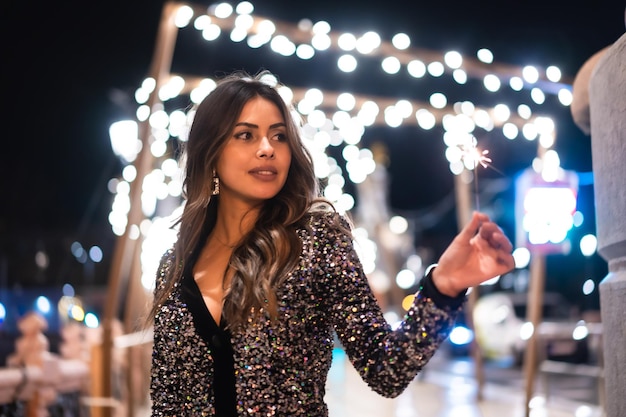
{"left": 2, "top": 1, "right": 625, "bottom": 297}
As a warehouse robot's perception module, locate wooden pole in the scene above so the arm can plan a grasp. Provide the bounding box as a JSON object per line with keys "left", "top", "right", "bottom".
{"left": 523, "top": 252, "right": 546, "bottom": 416}
{"left": 99, "top": 3, "right": 180, "bottom": 416}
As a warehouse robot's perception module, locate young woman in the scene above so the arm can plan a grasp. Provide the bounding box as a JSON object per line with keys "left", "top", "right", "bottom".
{"left": 149, "top": 71, "right": 515, "bottom": 416}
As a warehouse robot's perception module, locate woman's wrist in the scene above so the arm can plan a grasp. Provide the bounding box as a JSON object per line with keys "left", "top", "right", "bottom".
{"left": 421, "top": 264, "right": 466, "bottom": 309}
{"left": 429, "top": 264, "right": 466, "bottom": 298}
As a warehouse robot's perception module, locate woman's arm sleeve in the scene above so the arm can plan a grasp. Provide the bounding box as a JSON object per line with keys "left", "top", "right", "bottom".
{"left": 319, "top": 217, "right": 464, "bottom": 398}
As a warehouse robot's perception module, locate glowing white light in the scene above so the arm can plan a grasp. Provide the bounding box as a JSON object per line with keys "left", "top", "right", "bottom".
{"left": 257, "top": 19, "right": 276, "bottom": 37}
{"left": 530, "top": 87, "right": 546, "bottom": 104}
{"left": 449, "top": 160, "right": 464, "bottom": 175}
{"left": 407, "top": 60, "right": 426, "bottom": 78}
{"left": 502, "top": 123, "right": 519, "bottom": 140}
{"left": 202, "top": 24, "right": 221, "bottom": 41}
{"left": 513, "top": 247, "right": 531, "bottom": 268}
{"left": 36, "top": 296, "right": 51, "bottom": 314}
{"left": 337, "top": 54, "right": 358, "bottom": 72}
{"left": 312, "top": 20, "right": 331, "bottom": 34}
{"left": 324, "top": 183, "right": 343, "bottom": 201}
{"left": 307, "top": 110, "right": 327, "bottom": 128}
{"left": 381, "top": 56, "right": 401, "bottom": 74}
{"left": 109, "top": 120, "right": 141, "bottom": 163}
{"left": 444, "top": 51, "right": 463, "bottom": 68}
{"left": 338, "top": 33, "right": 357, "bottom": 51}
{"left": 336, "top": 93, "right": 356, "bottom": 111}
{"left": 473, "top": 109, "right": 492, "bottom": 130}
{"left": 520, "top": 322, "right": 534, "bottom": 340}
{"left": 160, "top": 75, "right": 185, "bottom": 101}
{"left": 518, "top": 104, "right": 532, "bottom": 120}
{"left": 356, "top": 31, "right": 381, "bottom": 54}
{"left": 247, "top": 34, "right": 267, "bottom": 48}
{"left": 296, "top": 44, "right": 315, "bottom": 59}
{"left": 534, "top": 116, "right": 555, "bottom": 135}
{"left": 416, "top": 109, "right": 436, "bottom": 130}
{"left": 392, "top": 33, "right": 411, "bottom": 50}
{"left": 389, "top": 216, "right": 408, "bottom": 234}
{"left": 522, "top": 66, "right": 540, "bottom": 83}
{"left": 572, "top": 323, "right": 589, "bottom": 340}
{"left": 235, "top": 1, "right": 254, "bottom": 14}
{"left": 539, "top": 133, "right": 555, "bottom": 149}
{"left": 396, "top": 269, "right": 416, "bottom": 289}
{"left": 395, "top": 100, "right": 413, "bottom": 119}
{"left": 230, "top": 27, "right": 247, "bottom": 42}
{"left": 336, "top": 193, "right": 355, "bottom": 213}
{"left": 213, "top": 2, "right": 234, "bottom": 18}
{"left": 135, "top": 87, "right": 150, "bottom": 104}
{"left": 297, "top": 100, "right": 314, "bottom": 115}
{"left": 582, "top": 279, "right": 595, "bottom": 296}
{"left": 575, "top": 405, "right": 595, "bottom": 417}
{"left": 427, "top": 61, "right": 444, "bottom": 77}
{"left": 573, "top": 211, "right": 584, "bottom": 227}
{"left": 452, "top": 69, "right": 467, "bottom": 84}
{"left": 190, "top": 78, "right": 216, "bottom": 104}
{"left": 89, "top": 246, "right": 103, "bottom": 263}
{"left": 523, "top": 186, "right": 576, "bottom": 245}
{"left": 297, "top": 18, "right": 313, "bottom": 32}
{"left": 194, "top": 15, "right": 211, "bottom": 30}
{"left": 580, "top": 234, "right": 597, "bottom": 256}
{"left": 493, "top": 104, "right": 510, "bottom": 122}
{"left": 522, "top": 123, "right": 539, "bottom": 141}
{"left": 449, "top": 326, "right": 474, "bottom": 345}
{"left": 483, "top": 74, "right": 501, "bottom": 92}
{"left": 141, "top": 209, "right": 182, "bottom": 290}
{"left": 429, "top": 92, "right": 447, "bottom": 109}
{"left": 340, "top": 119, "right": 365, "bottom": 145}
{"left": 405, "top": 255, "right": 422, "bottom": 273}
{"left": 342, "top": 144, "right": 360, "bottom": 161}
{"left": 312, "top": 33, "right": 332, "bottom": 50}
{"left": 174, "top": 5, "right": 194, "bottom": 28}
{"left": 384, "top": 106, "right": 403, "bottom": 127}
{"left": 234, "top": 13, "right": 253, "bottom": 30}
{"left": 477, "top": 48, "right": 493, "bottom": 63}
{"left": 332, "top": 111, "right": 351, "bottom": 129}
{"left": 270, "top": 35, "right": 296, "bottom": 56}
{"left": 357, "top": 101, "right": 379, "bottom": 126}
{"left": 509, "top": 76, "right": 524, "bottom": 91}
{"left": 558, "top": 88, "right": 573, "bottom": 106}
{"left": 150, "top": 141, "right": 167, "bottom": 158}
{"left": 84, "top": 312, "right": 99, "bottom": 328}
{"left": 302, "top": 88, "right": 322, "bottom": 106}
{"left": 546, "top": 65, "right": 562, "bottom": 82}
{"left": 445, "top": 146, "right": 462, "bottom": 163}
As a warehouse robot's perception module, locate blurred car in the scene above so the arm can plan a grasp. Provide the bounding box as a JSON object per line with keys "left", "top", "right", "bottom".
{"left": 472, "top": 292, "right": 593, "bottom": 365}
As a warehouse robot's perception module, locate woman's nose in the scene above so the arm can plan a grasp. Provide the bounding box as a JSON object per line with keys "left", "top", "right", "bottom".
{"left": 257, "top": 136, "right": 275, "bottom": 159}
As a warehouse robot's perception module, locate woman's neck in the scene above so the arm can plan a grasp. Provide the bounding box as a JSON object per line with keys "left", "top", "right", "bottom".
{"left": 212, "top": 202, "right": 261, "bottom": 246}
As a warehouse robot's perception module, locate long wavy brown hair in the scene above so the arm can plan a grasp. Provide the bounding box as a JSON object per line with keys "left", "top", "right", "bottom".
{"left": 151, "top": 71, "right": 338, "bottom": 329}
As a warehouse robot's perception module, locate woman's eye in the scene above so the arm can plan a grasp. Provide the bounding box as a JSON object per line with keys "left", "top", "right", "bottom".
{"left": 235, "top": 131, "right": 252, "bottom": 140}
{"left": 273, "top": 132, "right": 287, "bottom": 141}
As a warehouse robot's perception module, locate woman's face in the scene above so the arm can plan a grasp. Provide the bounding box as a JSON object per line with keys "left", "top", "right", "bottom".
{"left": 215, "top": 96, "right": 292, "bottom": 209}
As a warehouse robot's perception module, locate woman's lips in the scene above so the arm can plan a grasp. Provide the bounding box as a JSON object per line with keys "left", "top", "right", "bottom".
{"left": 249, "top": 167, "right": 277, "bottom": 181}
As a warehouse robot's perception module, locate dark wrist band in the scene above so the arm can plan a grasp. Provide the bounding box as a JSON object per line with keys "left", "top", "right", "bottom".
{"left": 420, "top": 264, "right": 466, "bottom": 309}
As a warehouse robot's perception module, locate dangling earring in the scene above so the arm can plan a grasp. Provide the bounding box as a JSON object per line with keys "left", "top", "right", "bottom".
{"left": 211, "top": 173, "right": 220, "bottom": 195}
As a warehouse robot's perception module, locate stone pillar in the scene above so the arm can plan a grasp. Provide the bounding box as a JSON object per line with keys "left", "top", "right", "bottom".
{"left": 588, "top": 31, "right": 626, "bottom": 417}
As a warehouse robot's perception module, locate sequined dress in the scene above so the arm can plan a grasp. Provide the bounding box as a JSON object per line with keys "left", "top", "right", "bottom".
{"left": 150, "top": 212, "right": 464, "bottom": 416}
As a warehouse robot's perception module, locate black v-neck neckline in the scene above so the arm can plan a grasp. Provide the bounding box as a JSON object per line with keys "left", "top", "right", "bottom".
{"left": 182, "top": 272, "right": 228, "bottom": 339}
{"left": 181, "top": 265, "right": 237, "bottom": 416}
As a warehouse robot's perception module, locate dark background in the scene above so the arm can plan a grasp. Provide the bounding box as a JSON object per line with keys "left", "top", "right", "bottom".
{"left": 1, "top": 1, "right": 624, "bottom": 310}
